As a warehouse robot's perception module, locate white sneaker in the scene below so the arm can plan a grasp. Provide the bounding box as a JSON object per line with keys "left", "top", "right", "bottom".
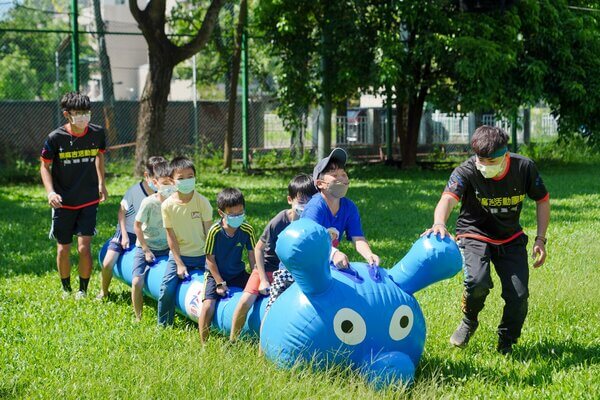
{"left": 61, "top": 290, "right": 72, "bottom": 300}
{"left": 74, "top": 290, "right": 87, "bottom": 300}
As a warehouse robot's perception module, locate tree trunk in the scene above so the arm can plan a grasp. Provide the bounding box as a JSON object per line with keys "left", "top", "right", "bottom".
{"left": 135, "top": 55, "right": 174, "bottom": 175}
{"left": 401, "top": 90, "right": 427, "bottom": 168}
{"left": 223, "top": 0, "right": 247, "bottom": 171}
{"left": 92, "top": 0, "right": 118, "bottom": 147}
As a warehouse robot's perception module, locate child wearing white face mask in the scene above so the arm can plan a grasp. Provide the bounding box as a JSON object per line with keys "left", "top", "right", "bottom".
{"left": 131, "top": 160, "right": 174, "bottom": 321}
{"left": 41, "top": 92, "right": 107, "bottom": 299}
{"left": 157, "top": 156, "right": 213, "bottom": 326}
{"left": 422, "top": 125, "right": 550, "bottom": 355}
{"left": 97, "top": 156, "right": 164, "bottom": 300}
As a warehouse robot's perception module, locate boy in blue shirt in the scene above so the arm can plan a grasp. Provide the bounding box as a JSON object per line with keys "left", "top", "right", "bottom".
{"left": 198, "top": 188, "right": 256, "bottom": 343}
{"left": 302, "top": 147, "right": 379, "bottom": 269}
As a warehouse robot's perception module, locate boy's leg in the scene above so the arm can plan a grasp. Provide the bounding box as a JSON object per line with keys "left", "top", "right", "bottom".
{"left": 50, "top": 207, "right": 76, "bottom": 294}
{"left": 74, "top": 205, "right": 98, "bottom": 297}
{"left": 158, "top": 257, "right": 179, "bottom": 326}
{"left": 99, "top": 250, "right": 119, "bottom": 298}
{"left": 451, "top": 238, "right": 492, "bottom": 348}
{"left": 198, "top": 299, "right": 217, "bottom": 343}
{"left": 230, "top": 292, "right": 258, "bottom": 341}
{"left": 131, "top": 248, "right": 148, "bottom": 321}
{"left": 492, "top": 235, "right": 529, "bottom": 353}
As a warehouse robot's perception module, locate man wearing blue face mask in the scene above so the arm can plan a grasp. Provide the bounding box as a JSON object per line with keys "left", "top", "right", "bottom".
{"left": 198, "top": 188, "right": 256, "bottom": 343}
{"left": 158, "top": 156, "right": 213, "bottom": 326}
{"left": 422, "top": 125, "right": 551, "bottom": 355}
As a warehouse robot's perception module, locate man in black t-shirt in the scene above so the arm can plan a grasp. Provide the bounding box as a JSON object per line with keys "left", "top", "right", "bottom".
{"left": 423, "top": 125, "right": 550, "bottom": 354}
{"left": 40, "top": 92, "right": 108, "bottom": 299}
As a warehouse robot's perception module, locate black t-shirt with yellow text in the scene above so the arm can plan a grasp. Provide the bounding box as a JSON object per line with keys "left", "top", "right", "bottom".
{"left": 41, "top": 124, "right": 106, "bottom": 209}
{"left": 443, "top": 153, "right": 548, "bottom": 243}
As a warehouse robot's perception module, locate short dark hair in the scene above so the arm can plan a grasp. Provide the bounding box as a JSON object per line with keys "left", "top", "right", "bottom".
{"left": 146, "top": 156, "right": 167, "bottom": 177}
{"left": 288, "top": 174, "right": 318, "bottom": 200}
{"left": 471, "top": 125, "right": 509, "bottom": 157}
{"left": 151, "top": 160, "right": 172, "bottom": 179}
{"left": 170, "top": 156, "right": 196, "bottom": 176}
{"left": 318, "top": 161, "right": 344, "bottom": 180}
{"left": 61, "top": 92, "right": 91, "bottom": 112}
{"left": 217, "top": 188, "right": 245, "bottom": 212}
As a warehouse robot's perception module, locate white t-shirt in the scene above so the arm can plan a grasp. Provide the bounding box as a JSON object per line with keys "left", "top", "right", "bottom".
{"left": 135, "top": 194, "right": 168, "bottom": 250}
{"left": 120, "top": 181, "right": 151, "bottom": 233}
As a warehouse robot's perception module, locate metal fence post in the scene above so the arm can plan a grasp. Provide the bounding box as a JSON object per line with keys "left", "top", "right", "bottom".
{"left": 241, "top": 0, "right": 249, "bottom": 170}
{"left": 70, "top": 0, "right": 79, "bottom": 91}
{"left": 385, "top": 85, "right": 393, "bottom": 162}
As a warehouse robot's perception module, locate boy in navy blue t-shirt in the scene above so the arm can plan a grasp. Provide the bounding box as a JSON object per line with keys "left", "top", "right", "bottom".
{"left": 198, "top": 188, "right": 256, "bottom": 343}
{"left": 302, "top": 147, "right": 379, "bottom": 269}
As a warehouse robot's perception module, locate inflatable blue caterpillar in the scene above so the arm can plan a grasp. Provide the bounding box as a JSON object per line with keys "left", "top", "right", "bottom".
{"left": 99, "top": 218, "right": 462, "bottom": 386}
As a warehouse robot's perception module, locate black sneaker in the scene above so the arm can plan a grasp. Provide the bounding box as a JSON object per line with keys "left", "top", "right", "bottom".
{"left": 497, "top": 337, "right": 516, "bottom": 355}
{"left": 450, "top": 319, "right": 479, "bottom": 348}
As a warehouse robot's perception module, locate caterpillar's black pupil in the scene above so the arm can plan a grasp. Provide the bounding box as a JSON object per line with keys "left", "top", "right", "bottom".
{"left": 341, "top": 320, "right": 354, "bottom": 333}
{"left": 400, "top": 316, "right": 409, "bottom": 328}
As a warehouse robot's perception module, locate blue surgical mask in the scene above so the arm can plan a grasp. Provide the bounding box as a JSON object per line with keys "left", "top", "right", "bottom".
{"left": 176, "top": 177, "right": 196, "bottom": 194}
{"left": 148, "top": 180, "right": 158, "bottom": 192}
{"left": 226, "top": 213, "right": 245, "bottom": 228}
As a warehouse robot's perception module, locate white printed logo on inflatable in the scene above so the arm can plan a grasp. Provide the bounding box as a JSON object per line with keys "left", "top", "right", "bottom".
{"left": 184, "top": 281, "right": 204, "bottom": 321}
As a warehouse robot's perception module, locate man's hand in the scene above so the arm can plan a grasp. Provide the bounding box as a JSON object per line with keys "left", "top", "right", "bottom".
{"left": 144, "top": 249, "right": 156, "bottom": 264}
{"left": 176, "top": 264, "right": 188, "bottom": 279}
{"left": 532, "top": 238, "right": 547, "bottom": 268}
{"left": 99, "top": 184, "right": 108, "bottom": 202}
{"left": 332, "top": 251, "right": 350, "bottom": 269}
{"left": 258, "top": 279, "right": 271, "bottom": 296}
{"left": 216, "top": 283, "right": 228, "bottom": 297}
{"left": 421, "top": 223, "right": 455, "bottom": 241}
{"left": 48, "top": 192, "right": 62, "bottom": 209}
{"left": 366, "top": 253, "right": 380, "bottom": 266}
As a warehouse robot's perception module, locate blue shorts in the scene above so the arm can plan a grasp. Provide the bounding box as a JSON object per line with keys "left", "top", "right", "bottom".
{"left": 132, "top": 247, "right": 170, "bottom": 278}
{"left": 107, "top": 230, "right": 136, "bottom": 254}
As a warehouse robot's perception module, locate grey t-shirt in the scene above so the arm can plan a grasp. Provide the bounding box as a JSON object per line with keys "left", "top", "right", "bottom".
{"left": 260, "top": 209, "right": 292, "bottom": 272}
{"left": 135, "top": 194, "right": 169, "bottom": 251}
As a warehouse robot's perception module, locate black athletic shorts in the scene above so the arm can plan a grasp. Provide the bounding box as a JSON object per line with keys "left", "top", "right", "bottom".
{"left": 203, "top": 271, "right": 250, "bottom": 301}
{"left": 49, "top": 204, "right": 98, "bottom": 245}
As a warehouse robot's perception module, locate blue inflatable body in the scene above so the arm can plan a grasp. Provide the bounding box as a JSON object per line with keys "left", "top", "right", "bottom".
{"left": 99, "top": 219, "right": 462, "bottom": 386}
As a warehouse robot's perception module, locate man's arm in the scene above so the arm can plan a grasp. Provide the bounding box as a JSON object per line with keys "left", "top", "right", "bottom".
{"left": 532, "top": 200, "right": 550, "bottom": 268}
{"left": 40, "top": 161, "right": 62, "bottom": 208}
{"left": 165, "top": 227, "right": 187, "bottom": 278}
{"left": 95, "top": 152, "right": 108, "bottom": 202}
{"left": 422, "top": 193, "right": 459, "bottom": 239}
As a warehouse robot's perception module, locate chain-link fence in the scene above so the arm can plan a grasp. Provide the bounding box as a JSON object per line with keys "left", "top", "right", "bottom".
{"left": 0, "top": 1, "right": 559, "bottom": 170}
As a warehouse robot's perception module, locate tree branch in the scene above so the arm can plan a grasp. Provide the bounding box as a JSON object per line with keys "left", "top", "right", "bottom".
{"left": 174, "top": 0, "right": 227, "bottom": 63}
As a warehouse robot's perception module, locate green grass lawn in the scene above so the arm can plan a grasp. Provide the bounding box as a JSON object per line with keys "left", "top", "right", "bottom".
{"left": 0, "top": 162, "right": 599, "bottom": 399}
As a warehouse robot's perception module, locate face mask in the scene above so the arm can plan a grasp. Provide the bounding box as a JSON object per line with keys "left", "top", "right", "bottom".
{"left": 148, "top": 180, "right": 158, "bottom": 192}
{"left": 293, "top": 204, "right": 306, "bottom": 218}
{"left": 70, "top": 113, "right": 90, "bottom": 128}
{"left": 226, "top": 213, "right": 245, "bottom": 228}
{"left": 326, "top": 181, "right": 349, "bottom": 199}
{"left": 176, "top": 177, "right": 195, "bottom": 194}
{"left": 475, "top": 156, "right": 505, "bottom": 179}
{"left": 158, "top": 184, "right": 176, "bottom": 198}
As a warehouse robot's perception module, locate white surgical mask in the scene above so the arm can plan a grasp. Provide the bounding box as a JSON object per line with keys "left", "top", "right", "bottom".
{"left": 70, "top": 113, "right": 90, "bottom": 127}
{"left": 158, "top": 184, "right": 176, "bottom": 198}
{"left": 475, "top": 156, "right": 506, "bottom": 179}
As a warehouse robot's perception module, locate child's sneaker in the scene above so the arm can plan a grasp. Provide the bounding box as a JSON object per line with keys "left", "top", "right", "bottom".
{"left": 497, "top": 337, "right": 516, "bottom": 355}
{"left": 61, "top": 290, "right": 72, "bottom": 300}
{"left": 74, "top": 290, "right": 87, "bottom": 300}
{"left": 450, "top": 318, "right": 478, "bottom": 348}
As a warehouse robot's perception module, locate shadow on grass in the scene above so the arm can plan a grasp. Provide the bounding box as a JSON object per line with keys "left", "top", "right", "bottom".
{"left": 418, "top": 339, "right": 599, "bottom": 387}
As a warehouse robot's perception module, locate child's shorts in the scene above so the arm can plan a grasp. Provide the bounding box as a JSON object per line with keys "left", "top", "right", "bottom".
{"left": 265, "top": 269, "right": 295, "bottom": 311}
{"left": 132, "top": 247, "right": 170, "bottom": 278}
{"left": 107, "top": 229, "right": 136, "bottom": 253}
{"left": 203, "top": 271, "right": 250, "bottom": 301}
{"left": 49, "top": 205, "right": 98, "bottom": 245}
{"left": 243, "top": 269, "right": 274, "bottom": 296}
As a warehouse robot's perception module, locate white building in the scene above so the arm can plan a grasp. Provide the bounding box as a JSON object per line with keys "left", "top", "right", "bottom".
{"left": 80, "top": 0, "right": 194, "bottom": 101}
